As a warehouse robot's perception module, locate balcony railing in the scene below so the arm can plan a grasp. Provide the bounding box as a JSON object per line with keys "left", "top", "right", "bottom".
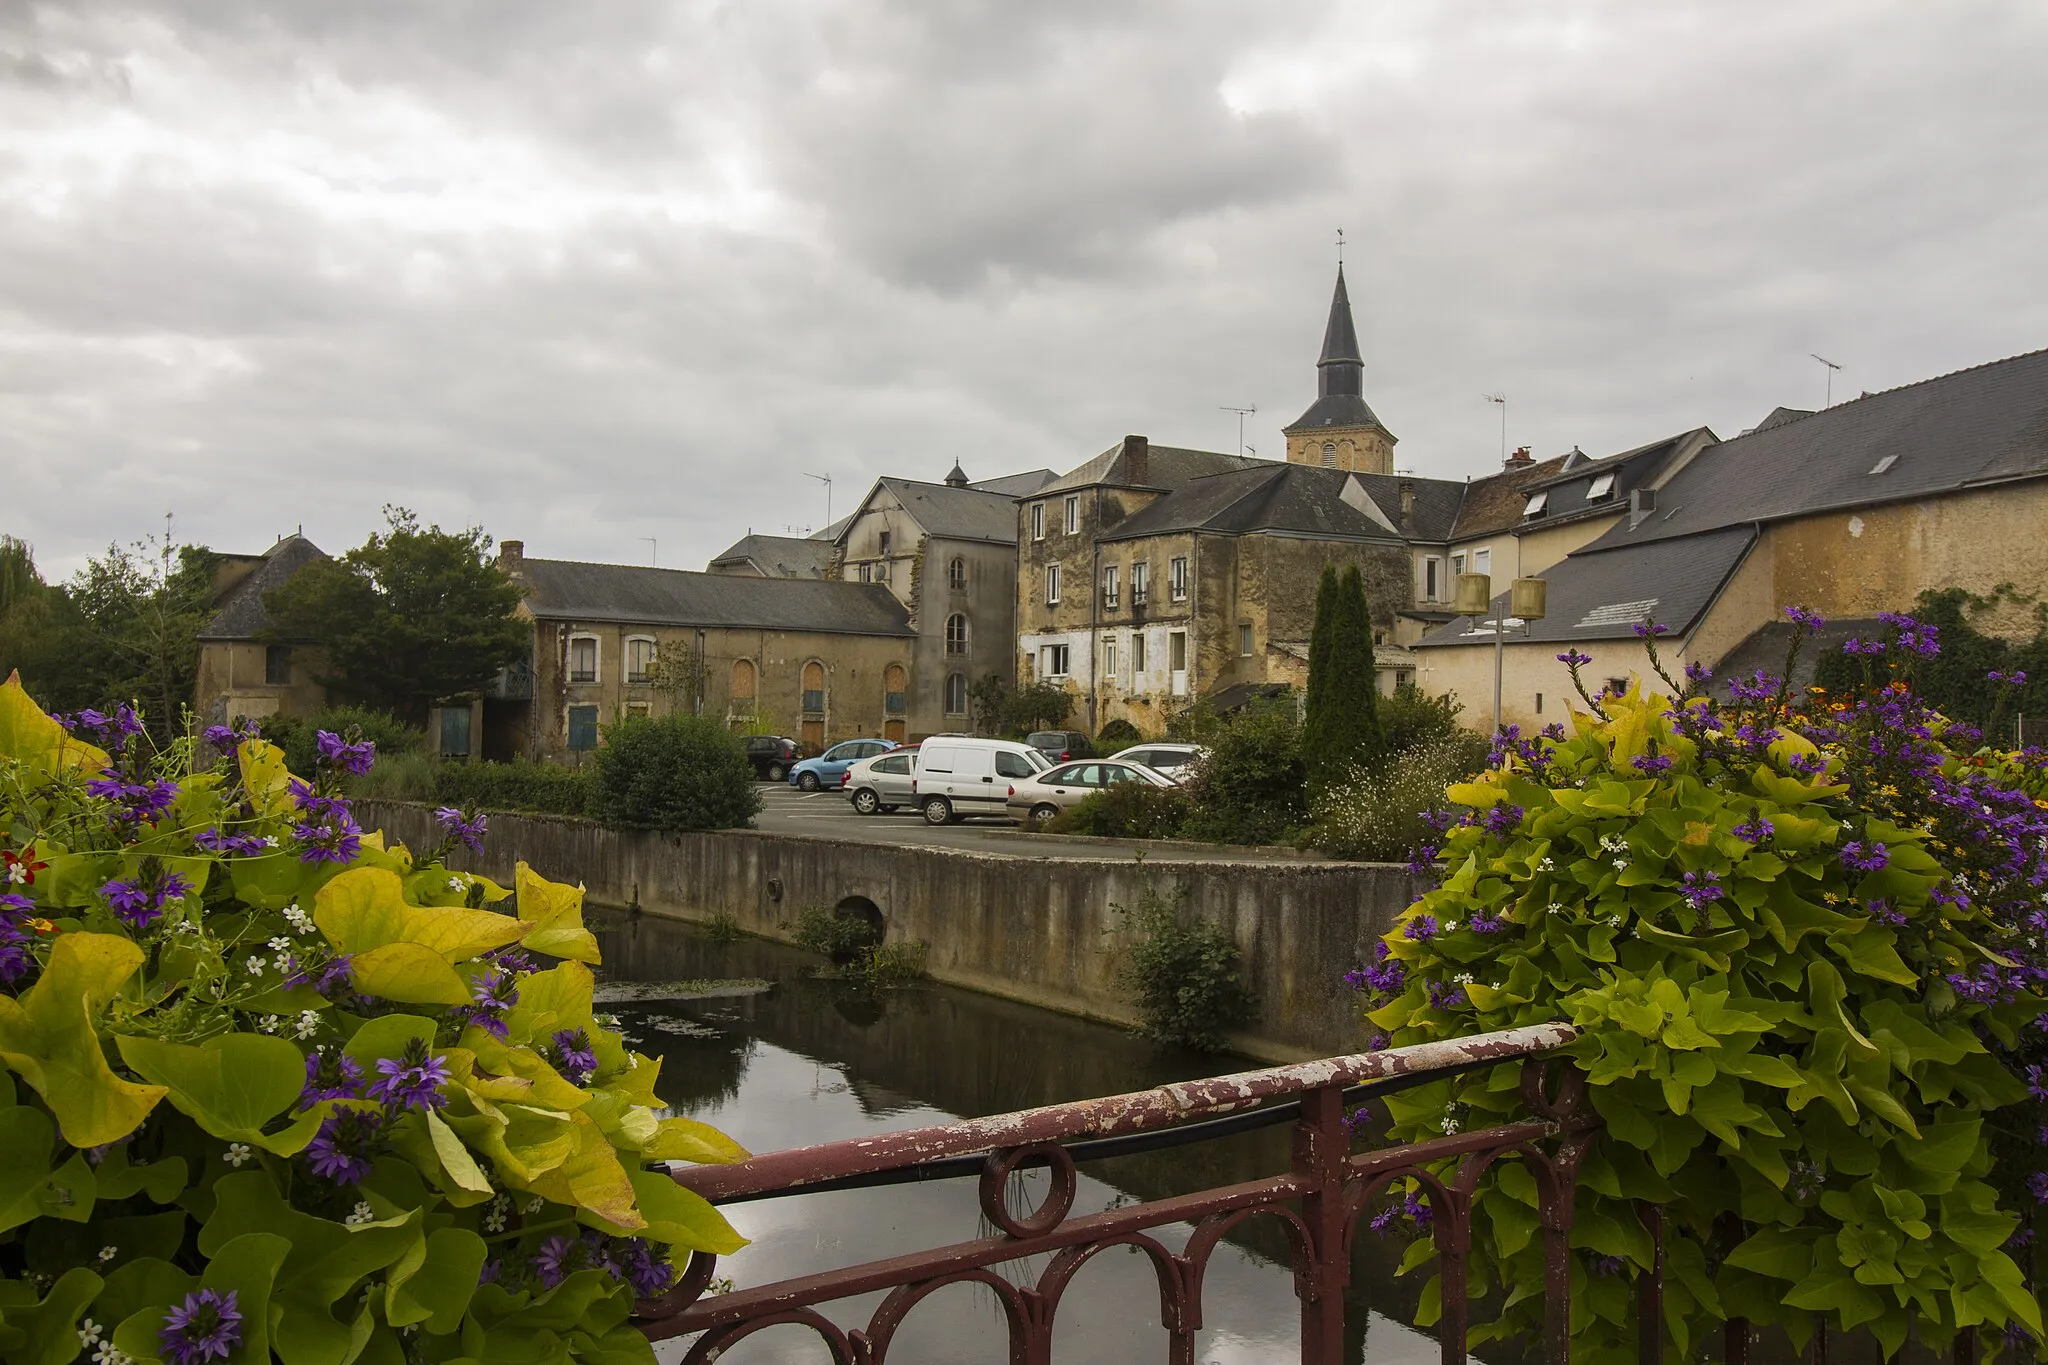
{"left": 635, "top": 1023, "right": 1611, "bottom": 1362}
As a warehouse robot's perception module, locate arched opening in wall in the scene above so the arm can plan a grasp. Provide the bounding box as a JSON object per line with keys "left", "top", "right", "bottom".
{"left": 830, "top": 895, "right": 885, "bottom": 959}
{"left": 945, "top": 613, "right": 969, "bottom": 655}
{"left": 800, "top": 660, "right": 826, "bottom": 750}
{"left": 729, "top": 658, "right": 757, "bottom": 725}
{"left": 948, "top": 556, "right": 967, "bottom": 590}
{"left": 883, "top": 664, "right": 908, "bottom": 742}
{"left": 1321, "top": 441, "right": 1337, "bottom": 468}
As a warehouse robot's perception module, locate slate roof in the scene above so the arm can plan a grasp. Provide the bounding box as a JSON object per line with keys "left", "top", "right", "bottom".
{"left": 1417, "top": 525, "right": 1757, "bottom": 648}
{"left": 196, "top": 536, "right": 328, "bottom": 642}
{"left": 1035, "top": 442, "right": 1263, "bottom": 497}
{"left": 1098, "top": 465, "right": 1406, "bottom": 545}
{"left": 1353, "top": 473, "right": 1466, "bottom": 541}
{"left": 1586, "top": 347, "right": 2048, "bottom": 552}
{"left": 1515, "top": 429, "right": 1713, "bottom": 531}
{"left": 1753, "top": 406, "right": 1813, "bottom": 432}
{"left": 875, "top": 477, "right": 1026, "bottom": 544}
{"left": 968, "top": 468, "right": 1060, "bottom": 497}
{"left": 1706, "top": 617, "right": 1886, "bottom": 697}
{"left": 1447, "top": 455, "right": 1573, "bottom": 541}
{"left": 515, "top": 558, "right": 912, "bottom": 636}
{"left": 706, "top": 534, "right": 834, "bottom": 579}
{"left": 1285, "top": 267, "right": 1389, "bottom": 435}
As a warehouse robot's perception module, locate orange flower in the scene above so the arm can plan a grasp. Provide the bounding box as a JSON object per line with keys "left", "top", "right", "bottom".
{"left": 27, "top": 918, "right": 54, "bottom": 935}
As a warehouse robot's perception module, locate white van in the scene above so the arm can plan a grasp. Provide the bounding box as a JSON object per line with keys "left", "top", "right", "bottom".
{"left": 912, "top": 738, "right": 1050, "bottom": 824}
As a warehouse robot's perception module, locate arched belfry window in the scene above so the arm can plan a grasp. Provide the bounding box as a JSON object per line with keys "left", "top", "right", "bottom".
{"left": 1321, "top": 442, "right": 1338, "bottom": 468}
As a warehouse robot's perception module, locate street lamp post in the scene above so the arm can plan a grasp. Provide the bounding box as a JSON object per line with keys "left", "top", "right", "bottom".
{"left": 1454, "top": 571, "right": 1549, "bottom": 734}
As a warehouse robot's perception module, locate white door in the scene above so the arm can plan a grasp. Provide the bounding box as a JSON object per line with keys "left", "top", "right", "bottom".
{"left": 1169, "top": 630, "right": 1189, "bottom": 698}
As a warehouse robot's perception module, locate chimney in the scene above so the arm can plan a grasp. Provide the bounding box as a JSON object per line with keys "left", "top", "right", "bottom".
{"left": 1628, "top": 488, "right": 1656, "bottom": 529}
{"left": 1120, "top": 434, "right": 1150, "bottom": 487}
{"left": 1505, "top": 445, "right": 1534, "bottom": 468}
{"left": 1398, "top": 478, "right": 1415, "bottom": 527}
{"left": 498, "top": 540, "right": 524, "bottom": 572}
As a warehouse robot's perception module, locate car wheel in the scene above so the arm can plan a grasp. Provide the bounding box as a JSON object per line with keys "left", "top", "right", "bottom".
{"left": 921, "top": 795, "right": 954, "bottom": 826}
{"left": 766, "top": 763, "right": 787, "bottom": 782}
{"left": 851, "top": 789, "right": 880, "bottom": 815}
{"left": 797, "top": 772, "right": 821, "bottom": 792}
{"left": 1030, "top": 803, "right": 1061, "bottom": 827}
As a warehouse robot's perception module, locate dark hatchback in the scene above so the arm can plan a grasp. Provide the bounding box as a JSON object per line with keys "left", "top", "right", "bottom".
{"left": 1024, "top": 730, "right": 1096, "bottom": 764}
{"left": 743, "top": 735, "right": 801, "bottom": 781}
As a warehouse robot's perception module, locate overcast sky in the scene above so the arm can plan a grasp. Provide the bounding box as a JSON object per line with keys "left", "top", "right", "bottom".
{"left": 5, "top": 0, "right": 2046, "bottom": 579}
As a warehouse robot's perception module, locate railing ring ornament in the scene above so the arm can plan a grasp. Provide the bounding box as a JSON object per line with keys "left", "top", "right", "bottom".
{"left": 978, "top": 1141, "right": 1079, "bottom": 1238}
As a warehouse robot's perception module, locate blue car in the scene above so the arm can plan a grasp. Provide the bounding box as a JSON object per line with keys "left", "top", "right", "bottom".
{"left": 788, "top": 738, "right": 897, "bottom": 792}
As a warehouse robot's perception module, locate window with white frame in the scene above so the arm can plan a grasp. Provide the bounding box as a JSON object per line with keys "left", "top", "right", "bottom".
{"left": 945, "top": 672, "right": 968, "bottom": 715}
{"left": 1321, "top": 441, "right": 1337, "bottom": 468}
{"left": 1130, "top": 631, "right": 1147, "bottom": 678}
{"left": 948, "top": 557, "right": 966, "bottom": 589}
{"left": 1168, "top": 556, "right": 1189, "bottom": 601}
{"left": 1238, "top": 624, "right": 1253, "bottom": 657}
{"left": 1102, "top": 635, "right": 1117, "bottom": 677}
{"left": 1103, "top": 564, "right": 1119, "bottom": 608}
{"left": 625, "top": 636, "right": 656, "bottom": 684}
{"left": 858, "top": 563, "right": 873, "bottom": 583}
{"left": 1473, "top": 548, "right": 1492, "bottom": 577}
{"left": 945, "top": 613, "right": 969, "bottom": 655}
{"left": 1063, "top": 496, "right": 1079, "bottom": 534}
{"left": 1131, "top": 561, "right": 1148, "bottom": 605}
{"left": 1045, "top": 563, "right": 1061, "bottom": 605}
{"left": 1031, "top": 504, "right": 1045, "bottom": 540}
{"left": 1041, "top": 644, "right": 1070, "bottom": 678}
{"left": 1424, "top": 556, "right": 1441, "bottom": 601}
{"left": 1451, "top": 551, "right": 1466, "bottom": 576}
{"left": 567, "top": 635, "right": 599, "bottom": 684}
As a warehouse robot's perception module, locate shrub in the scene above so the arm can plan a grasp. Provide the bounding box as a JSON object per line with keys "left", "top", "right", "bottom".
{"left": 1356, "top": 611, "right": 2048, "bottom": 1357}
{"left": 259, "top": 706, "right": 423, "bottom": 776}
{"left": 789, "top": 905, "right": 882, "bottom": 962}
{"left": 1095, "top": 718, "right": 1142, "bottom": 748}
{"left": 1309, "top": 734, "right": 1489, "bottom": 861}
{"left": 0, "top": 677, "right": 747, "bottom": 1365}
{"left": 1046, "top": 782, "right": 1193, "bottom": 840}
{"left": 589, "top": 713, "right": 761, "bottom": 833}
{"left": 1375, "top": 683, "right": 1478, "bottom": 757}
{"left": 1110, "top": 879, "right": 1257, "bottom": 1051}
{"left": 350, "top": 751, "right": 593, "bottom": 818}
{"left": 1178, "top": 702, "right": 1308, "bottom": 845}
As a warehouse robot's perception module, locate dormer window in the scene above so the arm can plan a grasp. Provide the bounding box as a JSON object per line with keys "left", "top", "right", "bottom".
{"left": 1586, "top": 472, "right": 1617, "bottom": 501}
{"left": 1522, "top": 491, "right": 1549, "bottom": 518}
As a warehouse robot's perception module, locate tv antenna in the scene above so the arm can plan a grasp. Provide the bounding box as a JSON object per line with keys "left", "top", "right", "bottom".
{"left": 639, "top": 537, "right": 657, "bottom": 566}
{"left": 803, "top": 472, "right": 833, "bottom": 526}
{"left": 1810, "top": 353, "right": 1842, "bottom": 407}
{"left": 1483, "top": 393, "right": 1507, "bottom": 465}
{"left": 1218, "top": 404, "right": 1257, "bottom": 455}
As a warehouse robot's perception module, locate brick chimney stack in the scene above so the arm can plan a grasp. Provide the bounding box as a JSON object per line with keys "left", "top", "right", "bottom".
{"left": 1398, "top": 478, "right": 1415, "bottom": 527}
{"left": 498, "top": 540, "right": 524, "bottom": 573}
{"left": 1505, "top": 445, "right": 1534, "bottom": 468}
{"left": 1120, "top": 434, "right": 1150, "bottom": 487}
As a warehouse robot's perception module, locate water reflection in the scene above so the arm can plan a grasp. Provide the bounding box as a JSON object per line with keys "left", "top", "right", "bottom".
{"left": 594, "top": 912, "right": 1448, "bottom": 1364}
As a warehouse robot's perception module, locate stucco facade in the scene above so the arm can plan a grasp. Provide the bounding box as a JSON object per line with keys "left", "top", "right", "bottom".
{"left": 193, "top": 640, "right": 329, "bottom": 728}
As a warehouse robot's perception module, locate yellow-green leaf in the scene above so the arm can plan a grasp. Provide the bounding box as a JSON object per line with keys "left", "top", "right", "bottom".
{"left": 515, "top": 862, "right": 601, "bottom": 964}
{"left": 642, "top": 1117, "right": 750, "bottom": 1166}
{"left": 425, "top": 1110, "right": 495, "bottom": 1195}
{"left": 115, "top": 1032, "right": 320, "bottom": 1155}
{"left": 348, "top": 943, "right": 471, "bottom": 1006}
{"left": 0, "top": 933, "right": 166, "bottom": 1148}
{"left": 314, "top": 867, "right": 531, "bottom": 964}
{"left": 0, "top": 673, "right": 111, "bottom": 774}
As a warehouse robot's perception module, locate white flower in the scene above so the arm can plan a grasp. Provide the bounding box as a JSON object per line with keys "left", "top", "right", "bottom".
{"left": 295, "top": 1010, "right": 320, "bottom": 1040}
{"left": 447, "top": 877, "right": 464, "bottom": 892}
{"left": 272, "top": 952, "right": 294, "bottom": 972}
{"left": 225, "top": 1143, "right": 253, "bottom": 1168}
{"left": 523, "top": 1196, "right": 544, "bottom": 1214}
{"left": 484, "top": 1209, "right": 506, "bottom": 1233}
{"left": 1607, "top": 914, "right": 1626, "bottom": 928}
{"left": 245, "top": 956, "right": 266, "bottom": 976}
{"left": 5, "top": 864, "right": 25, "bottom": 884}
{"left": 346, "top": 1201, "right": 376, "bottom": 1226}
{"left": 1441, "top": 1117, "right": 1461, "bottom": 1135}
{"left": 1539, "top": 856, "right": 1555, "bottom": 870}
{"left": 93, "top": 1343, "right": 131, "bottom": 1365}
{"left": 259, "top": 1014, "right": 282, "bottom": 1035}
{"left": 283, "top": 905, "right": 312, "bottom": 932}
{"left": 1441, "top": 920, "right": 1458, "bottom": 933}
{"left": 262, "top": 836, "right": 280, "bottom": 848}
{"left": 77, "top": 1321, "right": 103, "bottom": 1347}
{"left": 1452, "top": 972, "right": 1475, "bottom": 985}
{"left": 268, "top": 936, "right": 292, "bottom": 953}
{"left": 1599, "top": 833, "right": 1628, "bottom": 852}
{"left": 1612, "top": 858, "right": 1630, "bottom": 872}
{"left": 1547, "top": 902, "right": 1563, "bottom": 914}
{"left": 97, "top": 1245, "right": 117, "bottom": 1263}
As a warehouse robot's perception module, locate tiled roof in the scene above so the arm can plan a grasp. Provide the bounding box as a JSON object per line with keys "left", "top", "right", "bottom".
{"left": 875, "top": 477, "right": 1025, "bottom": 544}
{"left": 1586, "top": 347, "right": 2048, "bottom": 552}
{"left": 196, "top": 536, "right": 328, "bottom": 641}
{"left": 1098, "top": 465, "right": 1408, "bottom": 545}
{"left": 1417, "top": 525, "right": 1757, "bottom": 648}
{"left": 1034, "top": 441, "right": 1264, "bottom": 497}
{"left": 1447, "top": 455, "right": 1573, "bottom": 541}
{"left": 515, "top": 558, "right": 913, "bottom": 636}
{"left": 706, "top": 534, "right": 834, "bottom": 578}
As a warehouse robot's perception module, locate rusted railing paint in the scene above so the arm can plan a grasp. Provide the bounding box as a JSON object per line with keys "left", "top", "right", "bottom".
{"left": 637, "top": 1023, "right": 1597, "bottom": 1363}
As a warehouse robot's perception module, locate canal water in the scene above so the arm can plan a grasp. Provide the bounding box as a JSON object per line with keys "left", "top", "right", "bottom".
{"left": 591, "top": 910, "right": 1448, "bottom": 1364}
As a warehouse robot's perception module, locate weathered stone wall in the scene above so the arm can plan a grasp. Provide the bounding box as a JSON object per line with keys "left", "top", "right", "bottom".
{"left": 361, "top": 802, "right": 1421, "bottom": 1062}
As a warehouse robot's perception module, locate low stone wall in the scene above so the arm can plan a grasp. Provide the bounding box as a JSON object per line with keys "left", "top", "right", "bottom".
{"left": 359, "top": 803, "right": 1424, "bottom": 1061}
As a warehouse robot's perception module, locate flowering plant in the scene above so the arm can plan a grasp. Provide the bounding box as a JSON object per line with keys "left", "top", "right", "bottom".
{"left": 0, "top": 676, "right": 746, "bottom": 1365}
{"left": 1357, "top": 610, "right": 2048, "bottom": 1359}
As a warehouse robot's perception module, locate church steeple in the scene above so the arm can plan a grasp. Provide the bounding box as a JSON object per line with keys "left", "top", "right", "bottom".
{"left": 1284, "top": 265, "right": 1396, "bottom": 474}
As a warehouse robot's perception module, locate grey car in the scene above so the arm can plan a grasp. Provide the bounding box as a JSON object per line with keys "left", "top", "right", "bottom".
{"left": 1108, "top": 742, "right": 1205, "bottom": 779}
{"left": 846, "top": 749, "right": 919, "bottom": 815}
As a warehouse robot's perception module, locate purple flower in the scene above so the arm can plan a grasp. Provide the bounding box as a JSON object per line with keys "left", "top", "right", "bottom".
{"left": 1683, "top": 661, "right": 1713, "bottom": 687}
{"left": 303, "top": 1107, "right": 386, "bottom": 1185}
{"left": 1867, "top": 898, "right": 1907, "bottom": 928}
{"left": 1786, "top": 752, "right": 1828, "bottom": 778}
{"left": 1678, "top": 870, "right": 1723, "bottom": 910}
{"left": 549, "top": 1028, "right": 599, "bottom": 1086}
{"left": 479, "top": 1259, "right": 502, "bottom": 1285}
{"left": 1468, "top": 910, "right": 1508, "bottom": 935}
{"left": 1426, "top": 979, "right": 1468, "bottom": 1010}
{"left": 194, "top": 828, "right": 269, "bottom": 857}
{"left": 2030, "top": 1171, "right": 2048, "bottom": 1206}
{"left": 315, "top": 730, "right": 378, "bottom": 777}
{"left": 1732, "top": 817, "right": 1773, "bottom": 845}
{"left": 368, "top": 1040, "right": 453, "bottom": 1112}
{"left": 1840, "top": 840, "right": 1891, "bottom": 873}
{"left": 452, "top": 968, "right": 520, "bottom": 1040}
{"left": 1631, "top": 621, "right": 1669, "bottom": 638}
{"left": 533, "top": 1234, "right": 580, "bottom": 1289}
{"left": 432, "top": 806, "right": 489, "bottom": 856}
{"left": 1990, "top": 669, "right": 2029, "bottom": 686}
{"left": 1556, "top": 649, "right": 1593, "bottom": 668}
{"left": 1785, "top": 605, "right": 1826, "bottom": 631}
{"left": 619, "top": 1240, "right": 674, "bottom": 1298}
{"left": 1632, "top": 754, "right": 1674, "bottom": 776}
{"left": 299, "top": 1049, "right": 365, "bottom": 1108}
{"left": 1588, "top": 1254, "right": 1627, "bottom": 1278}
{"left": 486, "top": 945, "right": 539, "bottom": 976}
{"left": 293, "top": 810, "right": 363, "bottom": 866}
{"left": 1482, "top": 804, "right": 1524, "bottom": 839}
{"left": 289, "top": 954, "right": 355, "bottom": 998}
{"left": 1402, "top": 914, "right": 1440, "bottom": 943}
{"left": 100, "top": 869, "right": 192, "bottom": 930}
{"left": 1348, "top": 941, "right": 1407, "bottom": 996}
{"left": 159, "top": 1289, "right": 241, "bottom": 1365}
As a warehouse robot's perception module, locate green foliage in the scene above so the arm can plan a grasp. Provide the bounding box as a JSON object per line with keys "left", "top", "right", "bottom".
{"left": 1813, "top": 586, "right": 2048, "bottom": 743}
{"left": 1178, "top": 702, "right": 1308, "bottom": 845}
{"left": 1376, "top": 684, "right": 1478, "bottom": 758}
{"left": 1310, "top": 734, "right": 1488, "bottom": 861}
{"left": 1045, "top": 782, "right": 1193, "bottom": 840}
{"left": 1007, "top": 680, "right": 1075, "bottom": 734}
{"left": 262, "top": 507, "right": 528, "bottom": 725}
{"left": 259, "top": 707, "right": 423, "bottom": 776}
{"left": 1303, "top": 565, "right": 1381, "bottom": 785}
{"left": 588, "top": 714, "right": 761, "bottom": 833}
{"left": 966, "top": 673, "right": 1011, "bottom": 737}
{"left": 787, "top": 907, "right": 923, "bottom": 986}
{"left": 1110, "top": 879, "right": 1256, "bottom": 1051}
{"left": 0, "top": 675, "right": 749, "bottom": 1365}
{"left": 351, "top": 752, "right": 593, "bottom": 817}
{"left": 1365, "top": 658, "right": 2045, "bottom": 1358}
{"left": 1095, "top": 718, "right": 1142, "bottom": 748}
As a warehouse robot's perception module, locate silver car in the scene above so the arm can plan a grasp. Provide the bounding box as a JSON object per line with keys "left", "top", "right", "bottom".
{"left": 1108, "top": 742, "right": 1205, "bottom": 779}
{"left": 1005, "top": 759, "right": 1176, "bottom": 826}
{"left": 846, "top": 748, "right": 919, "bottom": 815}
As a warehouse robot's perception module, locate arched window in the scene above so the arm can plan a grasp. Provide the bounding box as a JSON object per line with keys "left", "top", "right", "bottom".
{"left": 948, "top": 557, "right": 967, "bottom": 590}
{"left": 1321, "top": 441, "right": 1338, "bottom": 468}
{"left": 945, "top": 613, "right": 969, "bottom": 655}
{"left": 730, "top": 658, "right": 757, "bottom": 701}
{"left": 945, "top": 672, "right": 968, "bottom": 716}
{"left": 801, "top": 661, "right": 825, "bottom": 714}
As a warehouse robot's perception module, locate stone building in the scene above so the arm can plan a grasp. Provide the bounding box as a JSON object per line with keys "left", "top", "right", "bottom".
{"left": 830, "top": 461, "right": 1056, "bottom": 739}
{"left": 705, "top": 532, "right": 835, "bottom": 579}
{"left": 1415, "top": 347, "right": 2048, "bottom": 731}
{"left": 193, "top": 535, "right": 331, "bottom": 728}
{"left": 494, "top": 542, "right": 915, "bottom": 761}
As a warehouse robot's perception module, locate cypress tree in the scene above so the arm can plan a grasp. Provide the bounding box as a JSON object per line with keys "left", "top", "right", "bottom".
{"left": 1328, "top": 565, "right": 1383, "bottom": 768}
{"left": 1302, "top": 565, "right": 1341, "bottom": 755}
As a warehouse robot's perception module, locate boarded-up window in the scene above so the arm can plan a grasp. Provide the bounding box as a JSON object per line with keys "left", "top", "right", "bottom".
{"left": 567, "top": 706, "right": 599, "bottom": 751}
{"left": 731, "top": 658, "right": 757, "bottom": 701}
{"left": 801, "top": 661, "right": 825, "bottom": 715}
{"left": 884, "top": 664, "right": 907, "bottom": 715}
{"left": 439, "top": 707, "right": 471, "bottom": 758}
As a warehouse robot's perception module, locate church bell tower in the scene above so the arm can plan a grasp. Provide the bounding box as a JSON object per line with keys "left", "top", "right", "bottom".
{"left": 1283, "top": 266, "right": 1397, "bottom": 475}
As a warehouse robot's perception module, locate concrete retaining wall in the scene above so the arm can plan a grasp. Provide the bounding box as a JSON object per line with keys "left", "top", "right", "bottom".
{"left": 359, "top": 802, "right": 1424, "bottom": 1062}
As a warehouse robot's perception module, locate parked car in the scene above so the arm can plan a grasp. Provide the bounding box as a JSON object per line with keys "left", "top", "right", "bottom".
{"left": 912, "top": 738, "right": 1049, "bottom": 824}
{"left": 742, "top": 735, "right": 801, "bottom": 782}
{"left": 787, "top": 738, "right": 897, "bottom": 792}
{"left": 1108, "top": 742, "right": 1206, "bottom": 779}
{"left": 1025, "top": 730, "right": 1096, "bottom": 763}
{"left": 845, "top": 748, "right": 918, "bottom": 815}
{"left": 1005, "top": 759, "right": 1177, "bottom": 826}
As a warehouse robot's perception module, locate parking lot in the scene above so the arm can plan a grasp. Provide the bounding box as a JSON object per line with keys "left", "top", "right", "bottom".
{"left": 749, "top": 781, "right": 1313, "bottom": 863}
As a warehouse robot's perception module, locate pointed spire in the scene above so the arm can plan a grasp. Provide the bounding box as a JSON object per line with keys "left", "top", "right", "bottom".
{"left": 1317, "top": 266, "right": 1364, "bottom": 397}
{"left": 943, "top": 460, "right": 969, "bottom": 487}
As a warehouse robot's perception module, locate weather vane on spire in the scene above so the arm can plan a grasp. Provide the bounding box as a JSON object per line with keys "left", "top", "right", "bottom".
{"left": 1335, "top": 226, "right": 1344, "bottom": 269}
